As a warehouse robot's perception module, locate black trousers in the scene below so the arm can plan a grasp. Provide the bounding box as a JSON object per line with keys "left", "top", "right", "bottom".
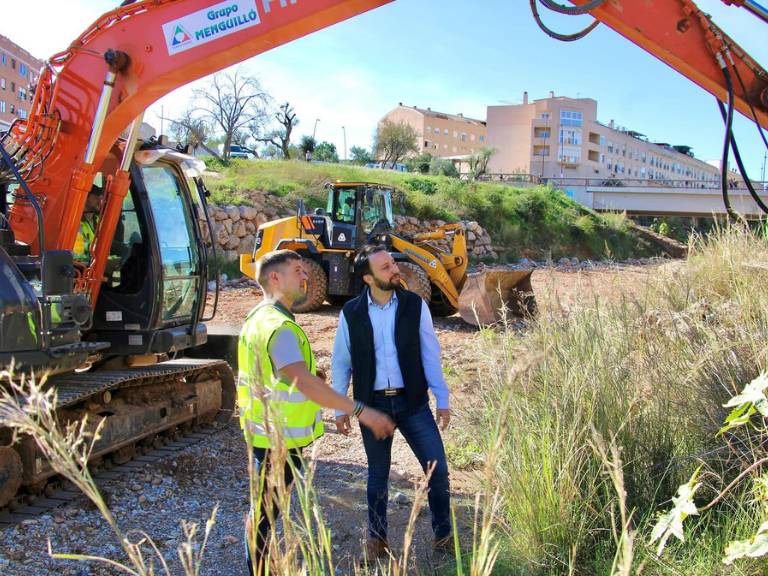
{"left": 245, "top": 446, "right": 303, "bottom": 576}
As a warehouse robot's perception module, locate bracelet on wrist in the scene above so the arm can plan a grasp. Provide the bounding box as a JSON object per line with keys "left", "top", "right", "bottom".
{"left": 352, "top": 400, "right": 365, "bottom": 418}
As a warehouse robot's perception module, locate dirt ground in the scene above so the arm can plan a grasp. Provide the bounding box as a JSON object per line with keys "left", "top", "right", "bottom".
{"left": 204, "top": 262, "right": 668, "bottom": 572}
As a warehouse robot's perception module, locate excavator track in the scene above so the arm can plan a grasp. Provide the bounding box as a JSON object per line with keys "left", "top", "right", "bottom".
{"left": 0, "top": 358, "right": 235, "bottom": 515}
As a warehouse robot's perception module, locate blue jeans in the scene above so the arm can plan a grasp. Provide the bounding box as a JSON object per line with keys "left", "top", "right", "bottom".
{"left": 360, "top": 395, "right": 451, "bottom": 541}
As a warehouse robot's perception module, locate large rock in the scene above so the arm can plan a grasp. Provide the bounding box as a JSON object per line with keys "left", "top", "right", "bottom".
{"left": 214, "top": 224, "right": 229, "bottom": 246}
{"left": 225, "top": 206, "right": 241, "bottom": 222}
{"left": 239, "top": 205, "right": 259, "bottom": 220}
{"left": 233, "top": 220, "right": 248, "bottom": 238}
{"left": 239, "top": 234, "right": 256, "bottom": 253}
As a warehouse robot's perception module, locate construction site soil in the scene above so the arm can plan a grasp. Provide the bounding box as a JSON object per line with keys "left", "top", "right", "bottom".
{"left": 0, "top": 260, "right": 670, "bottom": 575}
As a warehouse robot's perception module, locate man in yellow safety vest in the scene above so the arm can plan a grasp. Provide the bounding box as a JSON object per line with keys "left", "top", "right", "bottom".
{"left": 237, "top": 249, "right": 394, "bottom": 576}
{"left": 73, "top": 184, "right": 103, "bottom": 262}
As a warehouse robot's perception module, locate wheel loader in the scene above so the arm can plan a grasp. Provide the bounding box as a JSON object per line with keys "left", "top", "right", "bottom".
{"left": 240, "top": 182, "right": 536, "bottom": 325}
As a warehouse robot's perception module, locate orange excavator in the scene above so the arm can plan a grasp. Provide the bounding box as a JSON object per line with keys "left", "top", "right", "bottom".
{"left": 0, "top": 0, "right": 765, "bottom": 508}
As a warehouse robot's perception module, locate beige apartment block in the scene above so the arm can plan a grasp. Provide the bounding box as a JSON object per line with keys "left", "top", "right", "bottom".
{"left": 0, "top": 35, "right": 42, "bottom": 132}
{"left": 379, "top": 103, "right": 488, "bottom": 158}
{"left": 487, "top": 92, "right": 720, "bottom": 186}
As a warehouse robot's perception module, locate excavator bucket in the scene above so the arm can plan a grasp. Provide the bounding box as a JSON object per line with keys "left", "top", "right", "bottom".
{"left": 458, "top": 269, "right": 536, "bottom": 326}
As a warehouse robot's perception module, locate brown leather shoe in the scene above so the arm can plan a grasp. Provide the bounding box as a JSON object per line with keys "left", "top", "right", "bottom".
{"left": 366, "top": 537, "right": 390, "bottom": 560}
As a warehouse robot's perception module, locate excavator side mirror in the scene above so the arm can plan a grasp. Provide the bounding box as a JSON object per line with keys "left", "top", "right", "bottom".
{"left": 42, "top": 250, "right": 75, "bottom": 296}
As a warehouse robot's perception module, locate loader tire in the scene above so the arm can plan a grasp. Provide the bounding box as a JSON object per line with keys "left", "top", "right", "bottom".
{"left": 292, "top": 258, "right": 327, "bottom": 313}
{"left": 429, "top": 290, "right": 458, "bottom": 317}
{"left": 398, "top": 262, "right": 431, "bottom": 303}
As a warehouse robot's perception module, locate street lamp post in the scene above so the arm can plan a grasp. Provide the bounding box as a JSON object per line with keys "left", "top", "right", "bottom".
{"left": 312, "top": 118, "right": 320, "bottom": 141}
{"left": 342, "top": 125, "right": 347, "bottom": 162}
{"left": 761, "top": 151, "right": 767, "bottom": 184}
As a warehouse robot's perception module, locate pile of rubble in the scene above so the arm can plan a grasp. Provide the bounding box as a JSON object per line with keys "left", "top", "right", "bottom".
{"left": 393, "top": 216, "right": 497, "bottom": 259}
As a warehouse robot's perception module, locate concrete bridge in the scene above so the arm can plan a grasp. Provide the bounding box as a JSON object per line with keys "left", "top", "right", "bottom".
{"left": 479, "top": 175, "right": 768, "bottom": 218}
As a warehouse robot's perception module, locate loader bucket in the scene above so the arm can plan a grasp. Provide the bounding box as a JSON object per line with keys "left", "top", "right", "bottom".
{"left": 458, "top": 269, "right": 536, "bottom": 326}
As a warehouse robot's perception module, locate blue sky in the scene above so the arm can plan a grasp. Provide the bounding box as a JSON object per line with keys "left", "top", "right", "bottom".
{"left": 2, "top": 0, "right": 766, "bottom": 177}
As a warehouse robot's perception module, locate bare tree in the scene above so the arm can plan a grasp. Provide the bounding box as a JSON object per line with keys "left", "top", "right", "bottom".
{"left": 468, "top": 146, "right": 497, "bottom": 180}
{"left": 191, "top": 67, "right": 270, "bottom": 161}
{"left": 375, "top": 120, "right": 418, "bottom": 166}
{"left": 255, "top": 102, "right": 298, "bottom": 159}
{"left": 167, "top": 110, "right": 221, "bottom": 158}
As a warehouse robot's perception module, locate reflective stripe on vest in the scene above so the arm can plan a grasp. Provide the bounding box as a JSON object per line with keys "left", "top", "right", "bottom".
{"left": 245, "top": 411, "right": 322, "bottom": 440}
{"left": 237, "top": 303, "right": 323, "bottom": 449}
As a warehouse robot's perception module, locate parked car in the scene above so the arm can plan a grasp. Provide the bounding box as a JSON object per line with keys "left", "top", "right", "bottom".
{"left": 365, "top": 161, "right": 408, "bottom": 172}
{"left": 227, "top": 144, "right": 254, "bottom": 159}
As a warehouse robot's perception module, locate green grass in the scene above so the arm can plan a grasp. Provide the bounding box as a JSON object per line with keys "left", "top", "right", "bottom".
{"left": 469, "top": 225, "right": 768, "bottom": 573}
{"left": 202, "top": 159, "right": 657, "bottom": 261}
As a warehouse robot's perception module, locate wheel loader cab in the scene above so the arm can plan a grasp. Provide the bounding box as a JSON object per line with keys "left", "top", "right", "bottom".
{"left": 324, "top": 183, "right": 394, "bottom": 250}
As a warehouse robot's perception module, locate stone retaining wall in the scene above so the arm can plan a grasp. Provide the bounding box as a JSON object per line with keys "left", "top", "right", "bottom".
{"left": 202, "top": 192, "right": 496, "bottom": 261}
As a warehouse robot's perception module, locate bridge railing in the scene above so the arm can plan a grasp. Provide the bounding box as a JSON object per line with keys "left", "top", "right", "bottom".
{"left": 476, "top": 174, "right": 767, "bottom": 192}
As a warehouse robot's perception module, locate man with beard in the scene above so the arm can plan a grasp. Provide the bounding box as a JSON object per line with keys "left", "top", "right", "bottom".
{"left": 238, "top": 249, "right": 394, "bottom": 575}
{"left": 331, "top": 244, "right": 452, "bottom": 560}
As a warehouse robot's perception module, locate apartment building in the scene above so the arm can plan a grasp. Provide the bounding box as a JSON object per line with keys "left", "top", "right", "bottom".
{"left": 379, "top": 103, "right": 488, "bottom": 157}
{"left": 487, "top": 92, "right": 720, "bottom": 185}
{"left": 0, "top": 35, "right": 43, "bottom": 132}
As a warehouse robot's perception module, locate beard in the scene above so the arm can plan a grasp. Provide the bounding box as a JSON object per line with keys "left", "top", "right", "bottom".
{"left": 373, "top": 274, "right": 401, "bottom": 291}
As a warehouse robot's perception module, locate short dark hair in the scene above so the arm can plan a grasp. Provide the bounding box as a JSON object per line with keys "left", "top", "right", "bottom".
{"left": 256, "top": 249, "right": 301, "bottom": 289}
{"left": 354, "top": 244, "right": 388, "bottom": 277}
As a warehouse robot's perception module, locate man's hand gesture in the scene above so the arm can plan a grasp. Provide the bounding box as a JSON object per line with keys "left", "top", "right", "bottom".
{"left": 436, "top": 409, "right": 450, "bottom": 431}
{"left": 335, "top": 415, "right": 352, "bottom": 436}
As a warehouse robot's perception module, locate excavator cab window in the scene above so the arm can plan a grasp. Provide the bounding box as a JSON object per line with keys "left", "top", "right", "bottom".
{"left": 103, "top": 193, "right": 144, "bottom": 291}
{"left": 142, "top": 164, "right": 200, "bottom": 323}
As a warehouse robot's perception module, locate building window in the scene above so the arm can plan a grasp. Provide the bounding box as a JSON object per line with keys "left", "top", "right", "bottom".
{"left": 424, "top": 140, "right": 430, "bottom": 148}
{"left": 453, "top": 130, "right": 457, "bottom": 138}
{"left": 470, "top": 134, "right": 475, "bottom": 141}
{"left": 434, "top": 127, "right": 440, "bottom": 134}
{"left": 1, "top": 53, "right": 6, "bottom": 66}
{"left": 10, "top": 104, "right": 14, "bottom": 114}
{"left": 452, "top": 146, "right": 457, "bottom": 153}
{"left": 11, "top": 59, "right": 16, "bottom": 70}
{"left": 19, "top": 63, "right": 27, "bottom": 77}
{"left": 559, "top": 127, "right": 582, "bottom": 146}
{"left": 540, "top": 112, "right": 550, "bottom": 120}
{"left": 479, "top": 135, "right": 485, "bottom": 142}
{"left": 558, "top": 145, "right": 581, "bottom": 164}
{"left": 460, "top": 132, "right": 467, "bottom": 142}
{"left": 0, "top": 101, "right": 5, "bottom": 113}
{"left": 560, "top": 110, "right": 583, "bottom": 127}
{"left": 443, "top": 128, "right": 449, "bottom": 135}
{"left": 10, "top": 82, "right": 15, "bottom": 93}
{"left": 0, "top": 78, "right": 5, "bottom": 90}
{"left": 426, "top": 125, "right": 431, "bottom": 132}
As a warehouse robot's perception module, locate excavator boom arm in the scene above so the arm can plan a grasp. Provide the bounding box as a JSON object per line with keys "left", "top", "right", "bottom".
{"left": 571, "top": 0, "right": 767, "bottom": 128}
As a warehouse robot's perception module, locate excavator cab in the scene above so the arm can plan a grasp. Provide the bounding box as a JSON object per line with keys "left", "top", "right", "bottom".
{"left": 88, "top": 144, "right": 211, "bottom": 356}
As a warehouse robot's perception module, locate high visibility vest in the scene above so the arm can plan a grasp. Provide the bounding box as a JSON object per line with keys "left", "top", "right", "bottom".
{"left": 74, "top": 219, "right": 95, "bottom": 261}
{"left": 237, "top": 303, "right": 324, "bottom": 449}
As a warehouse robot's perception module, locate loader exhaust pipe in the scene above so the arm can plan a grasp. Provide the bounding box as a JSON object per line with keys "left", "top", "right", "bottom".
{"left": 458, "top": 269, "right": 536, "bottom": 326}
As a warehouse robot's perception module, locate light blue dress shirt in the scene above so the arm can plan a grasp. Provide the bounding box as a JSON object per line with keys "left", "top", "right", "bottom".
{"left": 331, "top": 291, "right": 450, "bottom": 416}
